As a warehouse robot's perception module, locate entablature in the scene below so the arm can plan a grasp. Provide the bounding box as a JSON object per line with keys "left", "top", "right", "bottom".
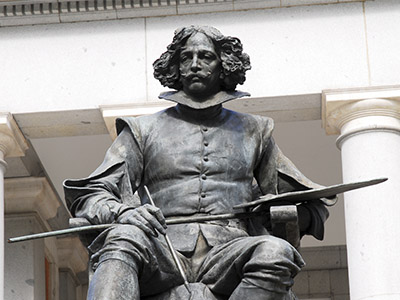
{"left": 0, "top": 0, "right": 369, "bottom": 28}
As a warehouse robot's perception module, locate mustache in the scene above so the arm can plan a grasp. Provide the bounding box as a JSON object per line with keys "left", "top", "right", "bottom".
{"left": 180, "top": 71, "right": 212, "bottom": 79}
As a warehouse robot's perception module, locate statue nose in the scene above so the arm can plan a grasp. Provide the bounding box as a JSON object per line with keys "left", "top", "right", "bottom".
{"left": 190, "top": 56, "right": 200, "bottom": 72}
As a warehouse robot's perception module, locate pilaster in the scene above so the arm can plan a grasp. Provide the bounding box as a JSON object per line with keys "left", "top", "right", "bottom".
{"left": 5, "top": 177, "right": 89, "bottom": 300}
{"left": 57, "top": 236, "right": 89, "bottom": 300}
{"left": 5, "top": 215, "right": 46, "bottom": 300}
{"left": 5, "top": 177, "right": 61, "bottom": 300}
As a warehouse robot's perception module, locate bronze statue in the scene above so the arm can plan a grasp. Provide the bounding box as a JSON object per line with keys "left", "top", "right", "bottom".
{"left": 64, "top": 26, "right": 332, "bottom": 300}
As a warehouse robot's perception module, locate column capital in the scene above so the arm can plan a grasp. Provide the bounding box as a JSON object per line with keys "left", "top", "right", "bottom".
{"left": 0, "top": 113, "right": 28, "bottom": 158}
{"left": 322, "top": 86, "right": 400, "bottom": 139}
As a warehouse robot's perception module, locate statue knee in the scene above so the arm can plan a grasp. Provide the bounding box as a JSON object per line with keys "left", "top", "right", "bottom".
{"left": 92, "top": 224, "right": 154, "bottom": 273}
{"left": 249, "top": 236, "right": 305, "bottom": 272}
{"left": 107, "top": 224, "right": 149, "bottom": 241}
{"left": 240, "top": 236, "right": 304, "bottom": 294}
{"left": 255, "top": 236, "right": 295, "bottom": 258}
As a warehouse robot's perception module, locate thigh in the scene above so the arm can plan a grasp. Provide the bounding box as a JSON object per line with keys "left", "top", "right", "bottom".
{"left": 90, "top": 224, "right": 184, "bottom": 297}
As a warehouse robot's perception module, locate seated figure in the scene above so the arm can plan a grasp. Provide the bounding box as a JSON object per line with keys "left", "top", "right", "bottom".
{"left": 64, "top": 26, "right": 331, "bottom": 300}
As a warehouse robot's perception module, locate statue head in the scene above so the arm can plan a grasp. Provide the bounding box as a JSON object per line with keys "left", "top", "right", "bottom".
{"left": 153, "top": 26, "right": 251, "bottom": 99}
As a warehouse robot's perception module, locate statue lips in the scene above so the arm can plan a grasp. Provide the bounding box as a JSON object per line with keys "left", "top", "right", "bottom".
{"left": 191, "top": 76, "right": 201, "bottom": 82}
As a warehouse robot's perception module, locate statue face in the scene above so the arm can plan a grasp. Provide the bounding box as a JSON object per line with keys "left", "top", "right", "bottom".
{"left": 179, "top": 32, "right": 222, "bottom": 99}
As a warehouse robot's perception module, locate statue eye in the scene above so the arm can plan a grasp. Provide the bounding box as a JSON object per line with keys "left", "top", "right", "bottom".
{"left": 180, "top": 53, "right": 191, "bottom": 62}
{"left": 203, "top": 52, "right": 215, "bottom": 59}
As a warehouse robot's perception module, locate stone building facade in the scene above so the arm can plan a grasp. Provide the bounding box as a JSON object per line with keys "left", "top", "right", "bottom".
{"left": 1, "top": 0, "right": 399, "bottom": 299}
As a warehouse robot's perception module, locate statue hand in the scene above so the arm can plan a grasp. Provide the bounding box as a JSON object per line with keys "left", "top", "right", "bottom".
{"left": 253, "top": 202, "right": 311, "bottom": 233}
{"left": 117, "top": 204, "right": 167, "bottom": 237}
{"left": 297, "top": 205, "right": 311, "bottom": 232}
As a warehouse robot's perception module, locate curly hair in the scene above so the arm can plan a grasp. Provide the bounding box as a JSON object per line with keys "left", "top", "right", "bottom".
{"left": 153, "top": 26, "right": 251, "bottom": 91}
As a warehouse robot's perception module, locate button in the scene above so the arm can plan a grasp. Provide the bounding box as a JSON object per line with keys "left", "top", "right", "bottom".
{"left": 204, "top": 141, "right": 209, "bottom": 147}
{"left": 201, "top": 193, "right": 206, "bottom": 198}
{"left": 203, "top": 156, "right": 209, "bottom": 162}
{"left": 201, "top": 174, "right": 207, "bottom": 180}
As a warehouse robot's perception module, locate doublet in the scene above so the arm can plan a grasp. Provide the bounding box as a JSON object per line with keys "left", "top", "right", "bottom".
{"left": 64, "top": 103, "right": 328, "bottom": 253}
{"left": 63, "top": 95, "right": 331, "bottom": 298}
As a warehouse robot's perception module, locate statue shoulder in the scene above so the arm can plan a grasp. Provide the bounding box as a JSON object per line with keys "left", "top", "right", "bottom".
{"left": 115, "top": 108, "right": 175, "bottom": 136}
{"left": 251, "top": 113, "right": 275, "bottom": 130}
{"left": 223, "top": 108, "right": 275, "bottom": 134}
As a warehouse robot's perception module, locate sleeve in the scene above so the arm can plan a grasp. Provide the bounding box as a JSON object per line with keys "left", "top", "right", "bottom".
{"left": 63, "top": 119, "right": 144, "bottom": 225}
{"left": 277, "top": 172, "right": 329, "bottom": 240}
{"left": 253, "top": 118, "right": 330, "bottom": 240}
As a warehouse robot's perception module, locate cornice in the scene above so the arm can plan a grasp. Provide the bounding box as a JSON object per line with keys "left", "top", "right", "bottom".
{"left": 0, "top": 0, "right": 368, "bottom": 28}
{"left": 4, "top": 177, "right": 68, "bottom": 231}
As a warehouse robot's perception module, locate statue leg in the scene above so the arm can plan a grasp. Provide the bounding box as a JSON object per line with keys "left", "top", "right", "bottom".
{"left": 87, "top": 224, "right": 184, "bottom": 299}
{"left": 229, "top": 280, "right": 291, "bottom": 300}
{"left": 87, "top": 259, "right": 139, "bottom": 300}
{"left": 197, "top": 235, "right": 304, "bottom": 299}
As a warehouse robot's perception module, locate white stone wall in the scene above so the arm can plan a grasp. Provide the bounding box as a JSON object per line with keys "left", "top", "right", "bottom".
{"left": 1, "top": 2, "right": 399, "bottom": 298}
{"left": 0, "top": 1, "right": 399, "bottom": 114}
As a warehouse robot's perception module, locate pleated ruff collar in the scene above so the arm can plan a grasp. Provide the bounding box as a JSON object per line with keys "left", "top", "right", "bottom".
{"left": 159, "top": 90, "right": 250, "bottom": 110}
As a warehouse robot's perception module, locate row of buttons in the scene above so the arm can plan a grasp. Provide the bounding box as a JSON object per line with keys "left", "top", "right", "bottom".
{"left": 201, "top": 127, "right": 208, "bottom": 169}
{"left": 200, "top": 126, "right": 209, "bottom": 201}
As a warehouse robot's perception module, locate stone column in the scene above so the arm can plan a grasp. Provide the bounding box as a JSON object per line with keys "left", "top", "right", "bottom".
{"left": 0, "top": 152, "right": 5, "bottom": 300}
{"left": 322, "top": 87, "right": 400, "bottom": 300}
{"left": 0, "top": 113, "right": 28, "bottom": 299}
